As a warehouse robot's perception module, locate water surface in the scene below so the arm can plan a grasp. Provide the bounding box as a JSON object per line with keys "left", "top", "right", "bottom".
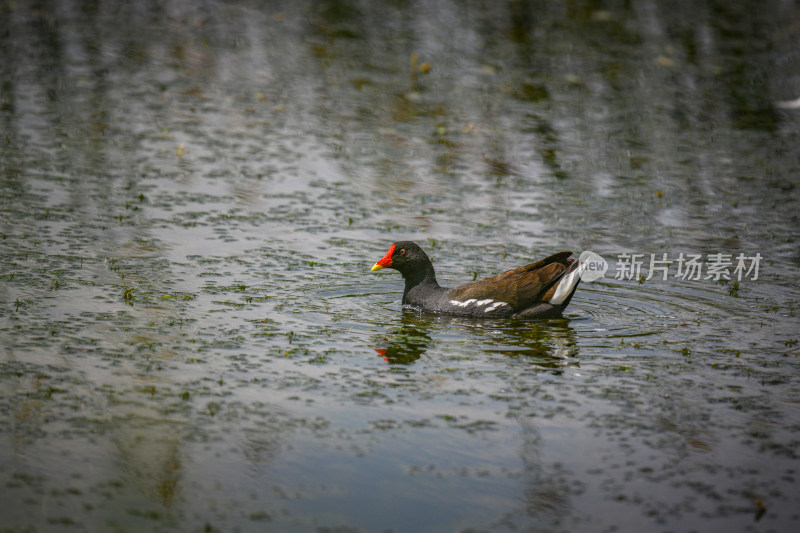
{"left": 1, "top": 1, "right": 799, "bottom": 531}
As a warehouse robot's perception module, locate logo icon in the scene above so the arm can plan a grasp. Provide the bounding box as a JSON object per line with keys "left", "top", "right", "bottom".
{"left": 578, "top": 251, "right": 607, "bottom": 282}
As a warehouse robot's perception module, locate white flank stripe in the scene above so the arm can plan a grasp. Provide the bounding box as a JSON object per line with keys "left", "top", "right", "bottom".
{"left": 450, "top": 299, "right": 476, "bottom": 307}
{"left": 476, "top": 299, "right": 494, "bottom": 306}
{"left": 485, "top": 301, "right": 509, "bottom": 312}
{"left": 550, "top": 267, "right": 581, "bottom": 306}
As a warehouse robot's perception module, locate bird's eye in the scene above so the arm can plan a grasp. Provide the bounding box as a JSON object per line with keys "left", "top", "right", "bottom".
{"left": 400, "top": 249, "right": 406, "bottom": 255}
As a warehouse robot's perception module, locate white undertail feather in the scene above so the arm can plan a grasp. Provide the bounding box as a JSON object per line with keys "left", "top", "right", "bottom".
{"left": 549, "top": 262, "right": 582, "bottom": 306}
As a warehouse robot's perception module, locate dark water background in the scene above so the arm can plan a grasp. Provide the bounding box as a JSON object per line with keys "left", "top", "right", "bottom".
{"left": 1, "top": 1, "right": 799, "bottom": 531}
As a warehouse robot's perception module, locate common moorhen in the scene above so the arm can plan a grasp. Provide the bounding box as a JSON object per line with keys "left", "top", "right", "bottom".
{"left": 371, "top": 241, "right": 581, "bottom": 318}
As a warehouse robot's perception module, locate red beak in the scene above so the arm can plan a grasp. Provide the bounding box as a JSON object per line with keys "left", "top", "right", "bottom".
{"left": 371, "top": 244, "right": 395, "bottom": 271}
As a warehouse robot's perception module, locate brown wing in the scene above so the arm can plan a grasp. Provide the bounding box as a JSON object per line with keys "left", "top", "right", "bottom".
{"left": 447, "top": 251, "right": 574, "bottom": 310}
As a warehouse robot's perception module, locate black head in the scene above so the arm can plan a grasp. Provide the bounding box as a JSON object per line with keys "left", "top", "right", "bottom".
{"left": 371, "top": 241, "right": 432, "bottom": 277}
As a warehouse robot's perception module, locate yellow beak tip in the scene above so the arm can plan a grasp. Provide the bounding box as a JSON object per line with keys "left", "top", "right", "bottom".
{"left": 371, "top": 263, "right": 384, "bottom": 272}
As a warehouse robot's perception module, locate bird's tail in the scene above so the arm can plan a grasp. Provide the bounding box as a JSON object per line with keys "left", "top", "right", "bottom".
{"left": 548, "top": 258, "right": 583, "bottom": 306}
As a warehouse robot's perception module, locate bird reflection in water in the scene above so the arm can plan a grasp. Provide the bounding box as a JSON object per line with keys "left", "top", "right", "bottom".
{"left": 374, "top": 310, "right": 580, "bottom": 371}
{"left": 374, "top": 311, "right": 433, "bottom": 364}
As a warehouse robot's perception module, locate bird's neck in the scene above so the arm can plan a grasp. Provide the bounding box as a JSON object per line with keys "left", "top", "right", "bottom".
{"left": 402, "top": 265, "right": 439, "bottom": 303}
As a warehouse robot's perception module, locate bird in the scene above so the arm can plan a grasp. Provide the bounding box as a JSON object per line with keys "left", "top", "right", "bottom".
{"left": 371, "top": 241, "right": 582, "bottom": 318}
